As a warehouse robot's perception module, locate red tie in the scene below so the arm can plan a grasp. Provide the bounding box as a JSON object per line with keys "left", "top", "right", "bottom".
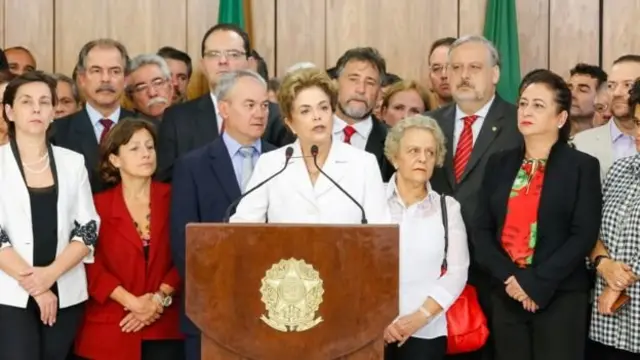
{"left": 99, "top": 119, "right": 114, "bottom": 144}
{"left": 343, "top": 125, "right": 356, "bottom": 144}
{"left": 453, "top": 115, "right": 478, "bottom": 182}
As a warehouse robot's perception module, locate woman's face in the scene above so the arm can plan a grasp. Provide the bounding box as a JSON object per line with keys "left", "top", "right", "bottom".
{"left": 0, "top": 82, "right": 8, "bottom": 140}
{"left": 108, "top": 128, "right": 156, "bottom": 179}
{"left": 393, "top": 127, "right": 438, "bottom": 185}
{"left": 381, "top": 89, "right": 426, "bottom": 127}
{"left": 517, "top": 83, "right": 566, "bottom": 139}
{"left": 286, "top": 86, "right": 333, "bottom": 148}
{"left": 4, "top": 81, "right": 55, "bottom": 137}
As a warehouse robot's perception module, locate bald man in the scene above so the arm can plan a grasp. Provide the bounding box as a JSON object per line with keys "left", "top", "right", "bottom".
{"left": 5, "top": 46, "right": 36, "bottom": 75}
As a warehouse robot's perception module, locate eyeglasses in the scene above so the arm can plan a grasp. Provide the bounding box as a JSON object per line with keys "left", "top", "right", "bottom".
{"left": 131, "top": 78, "right": 169, "bottom": 94}
{"left": 203, "top": 50, "right": 247, "bottom": 61}
{"left": 595, "top": 103, "right": 609, "bottom": 113}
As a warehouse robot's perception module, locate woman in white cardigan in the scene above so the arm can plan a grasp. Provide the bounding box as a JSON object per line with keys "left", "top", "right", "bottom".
{"left": 0, "top": 71, "right": 99, "bottom": 360}
{"left": 383, "top": 115, "right": 469, "bottom": 360}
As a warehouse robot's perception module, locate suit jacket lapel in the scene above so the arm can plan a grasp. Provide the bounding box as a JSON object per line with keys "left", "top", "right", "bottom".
{"left": 148, "top": 182, "right": 169, "bottom": 266}
{"left": 439, "top": 105, "right": 457, "bottom": 188}
{"left": 195, "top": 95, "right": 218, "bottom": 144}
{"left": 72, "top": 109, "right": 100, "bottom": 172}
{"left": 208, "top": 139, "right": 241, "bottom": 203}
{"left": 110, "top": 184, "right": 145, "bottom": 254}
{"left": 365, "top": 118, "right": 385, "bottom": 161}
{"left": 314, "top": 141, "right": 347, "bottom": 198}
{"left": 461, "top": 98, "right": 505, "bottom": 183}
{"left": 288, "top": 141, "right": 318, "bottom": 206}
{"left": 3, "top": 144, "right": 30, "bottom": 221}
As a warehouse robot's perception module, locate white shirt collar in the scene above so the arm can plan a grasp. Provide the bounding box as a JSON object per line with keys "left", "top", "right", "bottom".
{"left": 86, "top": 102, "right": 120, "bottom": 126}
{"left": 332, "top": 114, "right": 373, "bottom": 138}
{"left": 454, "top": 95, "right": 495, "bottom": 121}
{"left": 384, "top": 173, "right": 438, "bottom": 207}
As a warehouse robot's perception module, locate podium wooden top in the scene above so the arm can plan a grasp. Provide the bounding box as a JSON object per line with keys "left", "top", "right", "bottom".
{"left": 186, "top": 223, "right": 399, "bottom": 359}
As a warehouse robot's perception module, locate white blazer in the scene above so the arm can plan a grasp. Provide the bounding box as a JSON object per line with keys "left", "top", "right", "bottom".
{"left": 572, "top": 123, "right": 613, "bottom": 181}
{"left": 231, "top": 139, "right": 392, "bottom": 224}
{"left": 0, "top": 143, "right": 99, "bottom": 309}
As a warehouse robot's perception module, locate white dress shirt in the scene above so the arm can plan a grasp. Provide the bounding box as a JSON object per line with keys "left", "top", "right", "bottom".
{"left": 210, "top": 93, "right": 223, "bottom": 133}
{"left": 386, "top": 174, "right": 469, "bottom": 339}
{"left": 332, "top": 115, "right": 373, "bottom": 151}
{"left": 86, "top": 102, "right": 121, "bottom": 142}
{"left": 230, "top": 139, "right": 391, "bottom": 224}
{"left": 452, "top": 96, "right": 495, "bottom": 156}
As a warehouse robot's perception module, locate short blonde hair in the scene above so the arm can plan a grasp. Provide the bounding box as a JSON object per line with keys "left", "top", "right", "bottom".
{"left": 384, "top": 114, "right": 447, "bottom": 167}
{"left": 277, "top": 68, "right": 337, "bottom": 119}
{"left": 382, "top": 80, "right": 431, "bottom": 111}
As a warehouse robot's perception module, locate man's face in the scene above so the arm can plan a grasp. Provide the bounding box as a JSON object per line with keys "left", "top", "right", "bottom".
{"left": 201, "top": 30, "right": 250, "bottom": 87}
{"left": 6, "top": 49, "right": 36, "bottom": 75}
{"left": 567, "top": 74, "right": 598, "bottom": 118}
{"left": 428, "top": 45, "right": 451, "bottom": 102}
{"left": 55, "top": 81, "right": 80, "bottom": 119}
{"left": 128, "top": 64, "right": 173, "bottom": 118}
{"left": 78, "top": 46, "right": 126, "bottom": 108}
{"left": 218, "top": 76, "right": 269, "bottom": 143}
{"left": 336, "top": 60, "right": 380, "bottom": 121}
{"left": 164, "top": 58, "right": 189, "bottom": 103}
{"left": 448, "top": 42, "right": 499, "bottom": 104}
{"left": 608, "top": 61, "right": 640, "bottom": 119}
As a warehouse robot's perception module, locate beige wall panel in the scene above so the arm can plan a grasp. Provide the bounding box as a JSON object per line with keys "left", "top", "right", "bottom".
{"left": 55, "top": 0, "right": 187, "bottom": 76}
{"left": 549, "top": 0, "right": 599, "bottom": 77}
{"left": 325, "top": 0, "right": 458, "bottom": 83}
{"left": 602, "top": 0, "right": 640, "bottom": 70}
{"left": 516, "top": 0, "right": 549, "bottom": 76}
{"left": 250, "top": 0, "right": 276, "bottom": 79}
{"left": 5, "top": 0, "right": 54, "bottom": 72}
{"left": 458, "top": 0, "right": 487, "bottom": 36}
{"left": 276, "top": 0, "right": 326, "bottom": 77}
{"left": 0, "top": 0, "right": 4, "bottom": 49}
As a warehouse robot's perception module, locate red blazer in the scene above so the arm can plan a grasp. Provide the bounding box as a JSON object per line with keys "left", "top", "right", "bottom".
{"left": 75, "top": 182, "right": 182, "bottom": 360}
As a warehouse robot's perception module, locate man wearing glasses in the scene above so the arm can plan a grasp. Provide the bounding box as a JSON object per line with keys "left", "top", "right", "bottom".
{"left": 156, "top": 23, "right": 292, "bottom": 182}
{"left": 427, "top": 37, "right": 456, "bottom": 108}
{"left": 126, "top": 54, "right": 174, "bottom": 122}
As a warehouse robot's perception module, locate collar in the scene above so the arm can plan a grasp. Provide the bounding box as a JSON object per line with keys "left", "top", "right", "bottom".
{"left": 86, "top": 102, "right": 120, "bottom": 126}
{"left": 610, "top": 118, "right": 631, "bottom": 142}
{"left": 222, "top": 132, "right": 262, "bottom": 158}
{"left": 385, "top": 172, "right": 437, "bottom": 207}
{"left": 332, "top": 114, "right": 373, "bottom": 138}
{"left": 454, "top": 95, "right": 495, "bottom": 121}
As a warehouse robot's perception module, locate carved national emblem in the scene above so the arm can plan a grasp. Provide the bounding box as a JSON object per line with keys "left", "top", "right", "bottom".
{"left": 259, "top": 258, "right": 324, "bottom": 332}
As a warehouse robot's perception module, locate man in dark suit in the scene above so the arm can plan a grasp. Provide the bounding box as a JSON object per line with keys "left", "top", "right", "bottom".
{"left": 331, "top": 47, "right": 394, "bottom": 182}
{"left": 51, "top": 38, "right": 156, "bottom": 194}
{"left": 170, "top": 69, "right": 277, "bottom": 360}
{"left": 426, "top": 35, "right": 522, "bottom": 360}
{"left": 156, "top": 23, "right": 292, "bottom": 182}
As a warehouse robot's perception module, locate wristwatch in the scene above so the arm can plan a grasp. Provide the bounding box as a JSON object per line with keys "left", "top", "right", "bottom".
{"left": 594, "top": 255, "right": 610, "bottom": 270}
{"left": 153, "top": 291, "right": 173, "bottom": 308}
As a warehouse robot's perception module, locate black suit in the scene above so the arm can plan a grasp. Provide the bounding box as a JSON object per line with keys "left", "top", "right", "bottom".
{"left": 156, "top": 94, "right": 293, "bottom": 182}
{"left": 427, "top": 95, "right": 521, "bottom": 360}
{"left": 365, "top": 117, "right": 395, "bottom": 182}
{"left": 49, "top": 107, "right": 147, "bottom": 193}
{"left": 473, "top": 142, "right": 602, "bottom": 360}
{"left": 170, "top": 137, "right": 276, "bottom": 360}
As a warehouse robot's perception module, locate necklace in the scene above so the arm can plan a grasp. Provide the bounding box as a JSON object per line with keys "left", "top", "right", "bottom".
{"left": 23, "top": 161, "right": 50, "bottom": 174}
{"left": 22, "top": 152, "right": 49, "bottom": 166}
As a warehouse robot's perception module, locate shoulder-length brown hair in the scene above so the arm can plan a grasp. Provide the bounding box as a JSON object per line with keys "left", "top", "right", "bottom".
{"left": 99, "top": 117, "right": 157, "bottom": 185}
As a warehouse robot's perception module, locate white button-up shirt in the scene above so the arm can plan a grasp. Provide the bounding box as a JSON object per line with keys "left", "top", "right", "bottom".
{"left": 386, "top": 174, "right": 469, "bottom": 339}
{"left": 332, "top": 115, "right": 373, "bottom": 151}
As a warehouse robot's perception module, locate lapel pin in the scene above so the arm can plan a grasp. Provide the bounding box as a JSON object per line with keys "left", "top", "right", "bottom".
{"left": 492, "top": 126, "right": 497, "bottom": 132}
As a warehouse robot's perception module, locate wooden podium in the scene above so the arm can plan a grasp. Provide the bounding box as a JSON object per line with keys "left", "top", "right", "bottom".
{"left": 185, "top": 223, "right": 399, "bottom": 360}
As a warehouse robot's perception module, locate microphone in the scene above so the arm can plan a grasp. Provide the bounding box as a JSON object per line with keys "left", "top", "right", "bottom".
{"left": 310, "top": 145, "right": 368, "bottom": 224}
{"left": 223, "top": 146, "right": 294, "bottom": 222}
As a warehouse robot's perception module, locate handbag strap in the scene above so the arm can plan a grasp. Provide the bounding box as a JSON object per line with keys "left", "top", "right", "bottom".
{"left": 440, "top": 194, "right": 449, "bottom": 273}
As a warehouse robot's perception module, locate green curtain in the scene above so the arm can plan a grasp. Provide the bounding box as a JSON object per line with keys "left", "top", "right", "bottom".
{"left": 483, "top": 0, "right": 521, "bottom": 103}
{"left": 218, "top": 0, "right": 245, "bottom": 29}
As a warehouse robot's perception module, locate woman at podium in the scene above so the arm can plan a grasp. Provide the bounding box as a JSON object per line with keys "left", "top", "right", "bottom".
{"left": 230, "top": 68, "right": 391, "bottom": 224}
{"left": 382, "top": 115, "right": 469, "bottom": 359}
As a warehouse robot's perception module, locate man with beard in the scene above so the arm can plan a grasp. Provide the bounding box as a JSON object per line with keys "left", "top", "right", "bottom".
{"left": 567, "top": 63, "right": 607, "bottom": 136}
{"left": 126, "top": 54, "right": 174, "bottom": 121}
{"left": 332, "top": 47, "right": 395, "bottom": 181}
{"left": 156, "top": 23, "right": 291, "bottom": 182}
{"left": 51, "top": 38, "right": 136, "bottom": 193}
{"left": 426, "top": 35, "right": 521, "bottom": 360}
{"left": 573, "top": 54, "right": 640, "bottom": 180}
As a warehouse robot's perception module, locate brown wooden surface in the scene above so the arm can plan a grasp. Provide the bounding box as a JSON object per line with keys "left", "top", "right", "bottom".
{"left": 186, "top": 224, "right": 399, "bottom": 360}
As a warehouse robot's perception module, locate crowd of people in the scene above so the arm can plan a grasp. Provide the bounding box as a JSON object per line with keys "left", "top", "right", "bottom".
{"left": 0, "top": 21, "right": 639, "bottom": 360}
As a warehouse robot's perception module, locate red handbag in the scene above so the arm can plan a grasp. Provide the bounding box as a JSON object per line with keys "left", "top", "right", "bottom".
{"left": 440, "top": 195, "right": 489, "bottom": 354}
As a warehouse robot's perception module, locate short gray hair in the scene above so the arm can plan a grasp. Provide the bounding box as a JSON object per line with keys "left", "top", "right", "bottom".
{"left": 449, "top": 35, "right": 500, "bottom": 67}
{"left": 214, "top": 69, "right": 267, "bottom": 101}
{"left": 384, "top": 114, "right": 447, "bottom": 167}
{"left": 129, "top": 54, "right": 171, "bottom": 79}
{"left": 51, "top": 73, "right": 81, "bottom": 104}
{"left": 285, "top": 62, "right": 316, "bottom": 74}
{"left": 76, "top": 38, "right": 130, "bottom": 74}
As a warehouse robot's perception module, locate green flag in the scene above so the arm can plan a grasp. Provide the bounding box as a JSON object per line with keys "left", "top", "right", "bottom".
{"left": 218, "top": 0, "right": 246, "bottom": 29}
{"left": 483, "top": 0, "right": 521, "bottom": 103}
